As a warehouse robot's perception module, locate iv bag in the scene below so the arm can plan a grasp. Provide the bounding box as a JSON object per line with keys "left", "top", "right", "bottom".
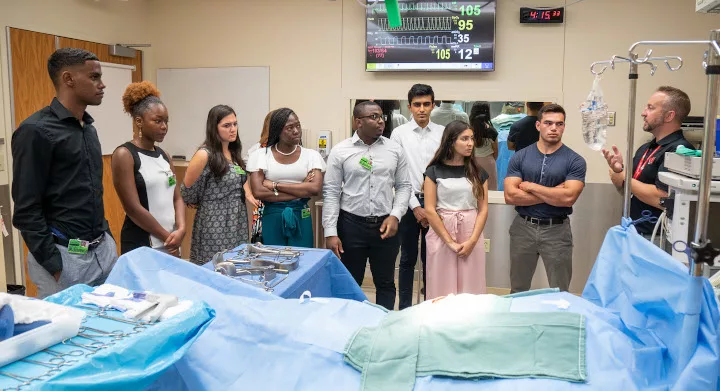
{"left": 580, "top": 75, "right": 609, "bottom": 151}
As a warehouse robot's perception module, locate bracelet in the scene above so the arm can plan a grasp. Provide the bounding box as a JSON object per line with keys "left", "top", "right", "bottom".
{"left": 272, "top": 181, "right": 279, "bottom": 196}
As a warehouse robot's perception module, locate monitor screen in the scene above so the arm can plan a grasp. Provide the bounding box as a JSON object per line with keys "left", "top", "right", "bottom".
{"left": 366, "top": 0, "right": 496, "bottom": 72}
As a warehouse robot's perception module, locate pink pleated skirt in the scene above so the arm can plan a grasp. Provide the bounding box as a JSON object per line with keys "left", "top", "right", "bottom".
{"left": 425, "top": 208, "right": 487, "bottom": 300}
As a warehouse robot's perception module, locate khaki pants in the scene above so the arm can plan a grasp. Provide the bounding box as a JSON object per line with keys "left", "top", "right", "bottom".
{"left": 27, "top": 232, "right": 118, "bottom": 298}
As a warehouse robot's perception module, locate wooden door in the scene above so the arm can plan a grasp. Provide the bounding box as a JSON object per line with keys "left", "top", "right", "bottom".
{"left": 9, "top": 28, "right": 142, "bottom": 297}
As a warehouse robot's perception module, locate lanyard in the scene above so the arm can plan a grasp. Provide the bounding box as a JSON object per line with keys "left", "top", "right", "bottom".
{"left": 632, "top": 145, "right": 662, "bottom": 180}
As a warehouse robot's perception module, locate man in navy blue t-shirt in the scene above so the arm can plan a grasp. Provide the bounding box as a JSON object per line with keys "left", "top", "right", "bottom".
{"left": 503, "top": 104, "right": 587, "bottom": 293}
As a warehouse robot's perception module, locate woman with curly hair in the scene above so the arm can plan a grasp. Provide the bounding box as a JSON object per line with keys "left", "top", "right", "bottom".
{"left": 112, "top": 81, "right": 186, "bottom": 255}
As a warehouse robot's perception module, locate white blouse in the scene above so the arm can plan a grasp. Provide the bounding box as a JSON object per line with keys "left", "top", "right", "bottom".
{"left": 247, "top": 146, "right": 326, "bottom": 183}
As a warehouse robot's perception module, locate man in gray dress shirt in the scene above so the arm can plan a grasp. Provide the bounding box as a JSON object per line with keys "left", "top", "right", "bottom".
{"left": 323, "top": 101, "right": 412, "bottom": 310}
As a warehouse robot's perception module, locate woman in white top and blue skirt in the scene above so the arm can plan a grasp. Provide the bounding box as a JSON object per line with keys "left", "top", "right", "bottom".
{"left": 247, "top": 108, "right": 326, "bottom": 247}
{"left": 423, "top": 120, "right": 490, "bottom": 299}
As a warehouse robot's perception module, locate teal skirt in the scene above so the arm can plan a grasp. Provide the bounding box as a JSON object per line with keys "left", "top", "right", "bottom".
{"left": 261, "top": 199, "right": 313, "bottom": 247}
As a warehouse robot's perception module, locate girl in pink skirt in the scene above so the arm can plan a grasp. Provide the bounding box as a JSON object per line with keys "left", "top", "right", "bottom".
{"left": 423, "top": 120, "right": 489, "bottom": 299}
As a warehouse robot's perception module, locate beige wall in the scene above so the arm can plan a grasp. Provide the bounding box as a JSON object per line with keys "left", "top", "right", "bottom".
{"left": 563, "top": 0, "right": 719, "bottom": 183}
{"left": 0, "top": 0, "right": 718, "bottom": 281}
{"left": 0, "top": 0, "right": 152, "bottom": 282}
{"left": 4, "top": 0, "right": 709, "bottom": 186}
{"left": 0, "top": 0, "right": 717, "bottom": 185}
{"left": 146, "top": 0, "right": 344, "bottom": 156}
{"left": 148, "top": 0, "right": 719, "bottom": 184}
{"left": 0, "top": 0, "right": 153, "bottom": 183}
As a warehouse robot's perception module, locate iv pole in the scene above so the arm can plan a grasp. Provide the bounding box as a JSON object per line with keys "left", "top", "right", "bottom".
{"left": 590, "top": 29, "right": 720, "bottom": 276}
{"left": 590, "top": 54, "right": 683, "bottom": 218}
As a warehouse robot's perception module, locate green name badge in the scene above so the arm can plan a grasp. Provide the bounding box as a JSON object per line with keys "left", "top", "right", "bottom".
{"left": 234, "top": 165, "right": 246, "bottom": 175}
{"left": 302, "top": 208, "right": 311, "bottom": 219}
{"left": 359, "top": 156, "right": 372, "bottom": 170}
{"left": 168, "top": 175, "right": 177, "bottom": 187}
{"left": 68, "top": 239, "right": 89, "bottom": 255}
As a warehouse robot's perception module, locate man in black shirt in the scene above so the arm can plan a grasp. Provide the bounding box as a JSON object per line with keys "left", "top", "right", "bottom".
{"left": 12, "top": 48, "right": 117, "bottom": 298}
{"left": 602, "top": 86, "right": 693, "bottom": 239}
{"left": 507, "top": 102, "right": 544, "bottom": 151}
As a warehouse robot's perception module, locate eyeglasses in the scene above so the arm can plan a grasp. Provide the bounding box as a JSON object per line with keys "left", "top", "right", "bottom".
{"left": 356, "top": 114, "right": 388, "bottom": 122}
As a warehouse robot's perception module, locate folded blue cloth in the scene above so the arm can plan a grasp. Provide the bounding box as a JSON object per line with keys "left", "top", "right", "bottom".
{"left": 0, "top": 304, "right": 14, "bottom": 341}
{"left": 13, "top": 320, "right": 51, "bottom": 336}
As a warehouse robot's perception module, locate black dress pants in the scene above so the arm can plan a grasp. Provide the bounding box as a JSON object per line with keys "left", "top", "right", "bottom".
{"left": 398, "top": 203, "right": 427, "bottom": 310}
{"left": 337, "top": 211, "right": 400, "bottom": 310}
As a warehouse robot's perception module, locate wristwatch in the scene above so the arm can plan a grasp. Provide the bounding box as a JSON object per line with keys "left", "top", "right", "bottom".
{"left": 272, "top": 181, "right": 279, "bottom": 196}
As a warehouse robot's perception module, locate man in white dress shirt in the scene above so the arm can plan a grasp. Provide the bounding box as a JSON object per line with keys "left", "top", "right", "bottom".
{"left": 323, "top": 101, "right": 412, "bottom": 310}
{"left": 430, "top": 100, "right": 470, "bottom": 127}
{"left": 390, "top": 84, "right": 444, "bottom": 309}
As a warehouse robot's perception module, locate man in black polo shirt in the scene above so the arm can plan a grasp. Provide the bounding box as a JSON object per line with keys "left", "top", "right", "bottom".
{"left": 602, "top": 86, "right": 693, "bottom": 240}
{"left": 504, "top": 104, "right": 587, "bottom": 293}
{"left": 508, "top": 102, "right": 545, "bottom": 151}
{"left": 12, "top": 48, "right": 117, "bottom": 298}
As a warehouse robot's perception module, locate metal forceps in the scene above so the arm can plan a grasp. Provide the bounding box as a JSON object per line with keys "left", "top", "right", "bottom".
{"left": 638, "top": 209, "right": 659, "bottom": 225}
{"left": 74, "top": 305, "right": 152, "bottom": 332}
{"left": 75, "top": 332, "right": 115, "bottom": 348}
{"left": 62, "top": 335, "right": 110, "bottom": 356}
{"left": 0, "top": 370, "right": 35, "bottom": 390}
{"left": 673, "top": 240, "right": 694, "bottom": 264}
{"left": 0, "top": 367, "right": 57, "bottom": 390}
{"left": 18, "top": 359, "right": 63, "bottom": 376}
{"left": 79, "top": 325, "right": 128, "bottom": 341}
{"left": 94, "top": 312, "right": 151, "bottom": 333}
{"left": 41, "top": 348, "right": 84, "bottom": 366}
{"left": 264, "top": 274, "right": 288, "bottom": 292}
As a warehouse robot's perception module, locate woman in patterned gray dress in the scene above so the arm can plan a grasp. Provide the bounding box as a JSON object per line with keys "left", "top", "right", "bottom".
{"left": 181, "top": 105, "right": 261, "bottom": 265}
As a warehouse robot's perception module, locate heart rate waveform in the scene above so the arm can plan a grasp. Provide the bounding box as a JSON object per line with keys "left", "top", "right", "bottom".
{"left": 372, "top": 2, "right": 458, "bottom": 12}
{"left": 365, "top": 0, "right": 496, "bottom": 71}
{"left": 376, "top": 17, "right": 453, "bottom": 31}
{"left": 374, "top": 35, "right": 455, "bottom": 46}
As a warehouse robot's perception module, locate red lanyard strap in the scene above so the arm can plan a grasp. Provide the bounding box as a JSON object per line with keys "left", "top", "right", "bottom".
{"left": 632, "top": 145, "right": 662, "bottom": 180}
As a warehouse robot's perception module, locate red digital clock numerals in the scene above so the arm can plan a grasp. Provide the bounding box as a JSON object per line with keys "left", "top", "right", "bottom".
{"left": 521, "top": 7, "right": 563, "bottom": 23}
{"left": 530, "top": 10, "right": 561, "bottom": 20}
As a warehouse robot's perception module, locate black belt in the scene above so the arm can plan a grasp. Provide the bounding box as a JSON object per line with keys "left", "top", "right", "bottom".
{"left": 520, "top": 215, "right": 567, "bottom": 226}
{"left": 340, "top": 210, "right": 388, "bottom": 225}
{"left": 53, "top": 232, "right": 106, "bottom": 251}
{"left": 415, "top": 192, "right": 424, "bottom": 200}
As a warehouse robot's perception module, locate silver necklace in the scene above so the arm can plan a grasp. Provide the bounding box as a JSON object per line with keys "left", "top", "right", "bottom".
{"left": 274, "top": 144, "right": 298, "bottom": 156}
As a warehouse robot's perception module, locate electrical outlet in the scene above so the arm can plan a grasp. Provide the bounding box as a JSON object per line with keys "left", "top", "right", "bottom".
{"left": 484, "top": 239, "right": 490, "bottom": 253}
{"left": 608, "top": 111, "right": 616, "bottom": 126}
